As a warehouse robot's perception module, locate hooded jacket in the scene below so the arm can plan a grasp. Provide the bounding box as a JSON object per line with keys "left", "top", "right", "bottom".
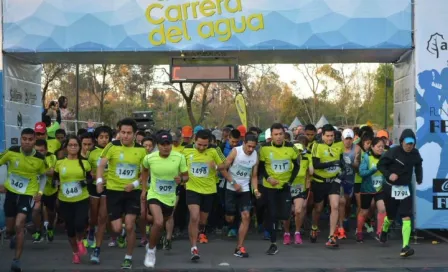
{"left": 377, "top": 129, "right": 423, "bottom": 186}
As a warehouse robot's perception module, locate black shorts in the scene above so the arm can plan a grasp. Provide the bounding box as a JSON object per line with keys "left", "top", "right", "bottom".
{"left": 4, "top": 190, "right": 34, "bottom": 217}
{"left": 106, "top": 189, "right": 140, "bottom": 221}
{"left": 290, "top": 184, "right": 309, "bottom": 200}
{"left": 148, "top": 198, "right": 174, "bottom": 218}
{"left": 42, "top": 192, "right": 58, "bottom": 212}
{"left": 185, "top": 190, "right": 214, "bottom": 213}
{"left": 354, "top": 183, "right": 361, "bottom": 194}
{"left": 382, "top": 183, "right": 413, "bottom": 219}
{"left": 225, "top": 190, "right": 252, "bottom": 216}
{"left": 360, "top": 192, "right": 384, "bottom": 209}
{"left": 311, "top": 181, "right": 341, "bottom": 204}
{"left": 87, "top": 183, "right": 107, "bottom": 198}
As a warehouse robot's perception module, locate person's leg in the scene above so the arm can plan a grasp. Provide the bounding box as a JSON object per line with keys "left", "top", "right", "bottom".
{"left": 74, "top": 200, "right": 90, "bottom": 256}
{"left": 293, "top": 195, "right": 307, "bottom": 244}
{"left": 198, "top": 194, "right": 214, "bottom": 243}
{"left": 31, "top": 201, "right": 43, "bottom": 243}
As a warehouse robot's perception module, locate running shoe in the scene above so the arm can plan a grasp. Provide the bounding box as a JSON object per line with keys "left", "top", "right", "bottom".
{"left": 108, "top": 238, "right": 118, "bottom": 247}
{"left": 310, "top": 229, "right": 318, "bottom": 243}
{"left": 90, "top": 248, "right": 100, "bottom": 264}
{"left": 77, "top": 241, "right": 87, "bottom": 256}
{"left": 337, "top": 228, "right": 347, "bottom": 240}
{"left": 400, "top": 246, "right": 414, "bottom": 257}
{"left": 117, "top": 235, "right": 127, "bottom": 248}
{"left": 198, "top": 233, "right": 208, "bottom": 244}
{"left": 121, "top": 258, "right": 132, "bottom": 269}
{"left": 164, "top": 239, "right": 172, "bottom": 250}
{"left": 283, "top": 233, "right": 291, "bottom": 245}
{"left": 144, "top": 248, "right": 156, "bottom": 268}
{"left": 294, "top": 232, "right": 303, "bottom": 244}
{"left": 191, "top": 248, "right": 200, "bottom": 261}
{"left": 356, "top": 231, "right": 363, "bottom": 243}
{"left": 325, "top": 236, "right": 339, "bottom": 248}
{"left": 32, "top": 232, "right": 43, "bottom": 243}
{"left": 10, "top": 259, "right": 22, "bottom": 272}
{"left": 47, "top": 229, "right": 55, "bottom": 242}
{"left": 234, "top": 246, "right": 249, "bottom": 258}
{"left": 379, "top": 230, "right": 388, "bottom": 243}
{"left": 266, "top": 243, "right": 278, "bottom": 255}
{"left": 72, "top": 253, "right": 81, "bottom": 264}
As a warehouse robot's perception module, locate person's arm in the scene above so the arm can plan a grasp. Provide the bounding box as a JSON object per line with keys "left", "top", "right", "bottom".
{"left": 287, "top": 159, "right": 300, "bottom": 184}
{"left": 359, "top": 154, "right": 376, "bottom": 177}
{"left": 353, "top": 145, "right": 362, "bottom": 170}
{"left": 377, "top": 149, "right": 394, "bottom": 180}
{"left": 251, "top": 158, "right": 259, "bottom": 191}
{"left": 222, "top": 148, "right": 237, "bottom": 169}
{"left": 258, "top": 161, "right": 269, "bottom": 180}
{"left": 312, "top": 157, "right": 338, "bottom": 169}
{"left": 415, "top": 153, "right": 423, "bottom": 185}
{"left": 38, "top": 174, "right": 47, "bottom": 194}
{"left": 0, "top": 150, "right": 11, "bottom": 166}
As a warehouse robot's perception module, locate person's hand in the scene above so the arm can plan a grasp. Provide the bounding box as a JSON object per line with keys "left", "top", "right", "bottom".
{"left": 124, "top": 184, "right": 134, "bottom": 192}
{"left": 233, "top": 183, "right": 242, "bottom": 192}
{"left": 389, "top": 173, "right": 398, "bottom": 182}
{"left": 96, "top": 183, "right": 104, "bottom": 194}
{"left": 174, "top": 176, "right": 182, "bottom": 185}
{"left": 208, "top": 161, "right": 217, "bottom": 171}
{"left": 34, "top": 192, "right": 42, "bottom": 202}
{"left": 254, "top": 189, "right": 261, "bottom": 199}
{"left": 267, "top": 177, "right": 279, "bottom": 186}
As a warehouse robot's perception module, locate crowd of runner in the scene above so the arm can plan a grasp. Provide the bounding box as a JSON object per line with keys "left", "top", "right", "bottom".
{"left": 0, "top": 117, "right": 423, "bottom": 271}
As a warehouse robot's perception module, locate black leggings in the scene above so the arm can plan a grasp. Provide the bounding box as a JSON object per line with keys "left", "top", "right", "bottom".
{"left": 263, "top": 186, "right": 292, "bottom": 243}
{"left": 58, "top": 199, "right": 89, "bottom": 238}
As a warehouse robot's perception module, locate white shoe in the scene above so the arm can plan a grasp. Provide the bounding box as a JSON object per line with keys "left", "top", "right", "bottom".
{"left": 144, "top": 248, "right": 156, "bottom": 268}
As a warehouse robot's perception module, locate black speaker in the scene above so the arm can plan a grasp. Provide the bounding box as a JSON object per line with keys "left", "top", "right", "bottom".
{"left": 133, "top": 111, "right": 153, "bottom": 119}
{"left": 135, "top": 119, "right": 155, "bottom": 130}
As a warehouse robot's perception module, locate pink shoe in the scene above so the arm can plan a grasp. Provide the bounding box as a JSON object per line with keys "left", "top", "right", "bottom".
{"left": 72, "top": 253, "right": 81, "bottom": 264}
{"left": 294, "top": 232, "right": 303, "bottom": 244}
{"left": 77, "top": 241, "right": 87, "bottom": 256}
{"left": 283, "top": 233, "right": 291, "bottom": 245}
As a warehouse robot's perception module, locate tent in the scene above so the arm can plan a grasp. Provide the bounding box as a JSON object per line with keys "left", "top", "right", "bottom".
{"left": 289, "top": 117, "right": 302, "bottom": 130}
{"left": 315, "top": 115, "right": 329, "bottom": 128}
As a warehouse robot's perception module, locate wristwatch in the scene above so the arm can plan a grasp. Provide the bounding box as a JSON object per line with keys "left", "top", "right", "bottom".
{"left": 230, "top": 180, "right": 236, "bottom": 186}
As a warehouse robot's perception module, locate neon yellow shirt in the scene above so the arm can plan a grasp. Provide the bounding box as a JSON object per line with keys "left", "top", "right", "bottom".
{"left": 43, "top": 153, "right": 58, "bottom": 196}
{"left": 55, "top": 158, "right": 91, "bottom": 202}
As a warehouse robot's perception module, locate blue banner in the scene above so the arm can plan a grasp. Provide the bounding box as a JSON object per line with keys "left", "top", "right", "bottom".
{"left": 2, "top": 0, "right": 412, "bottom": 52}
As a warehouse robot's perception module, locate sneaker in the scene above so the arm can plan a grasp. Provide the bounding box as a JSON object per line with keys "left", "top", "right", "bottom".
{"left": 333, "top": 228, "right": 339, "bottom": 238}
{"left": 72, "top": 253, "right": 81, "bottom": 264}
{"left": 90, "top": 248, "right": 100, "bottom": 264}
{"left": 144, "top": 249, "right": 156, "bottom": 268}
{"left": 121, "top": 258, "right": 133, "bottom": 269}
{"left": 77, "top": 241, "right": 87, "bottom": 256}
{"left": 234, "top": 246, "right": 249, "bottom": 258}
{"left": 266, "top": 243, "right": 278, "bottom": 255}
{"left": 364, "top": 222, "right": 374, "bottom": 233}
{"left": 283, "top": 233, "right": 291, "bottom": 245}
{"left": 139, "top": 239, "right": 148, "bottom": 247}
{"left": 164, "top": 239, "right": 172, "bottom": 250}
{"left": 325, "top": 236, "right": 339, "bottom": 248}
{"left": 310, "top": 229, "right": 318, "bottom": 243}
{"left": 10, "top": 259, "right": 22, "bottom": 272}
{"left": 263, "top": 230, "right": 271, "bottom": 240}
{"left": 294, "top": 232, "right": 303, "bottom": 244}
{"left": 337, "top": 228, "right": 346, "bottom": 240}
{"left": 108, "top": 238, "right": 118, "bottom": 247}
{"left": 117, "top": 236, "right": 127, "bottom": 248}
{"left": 227, "top": 229, "right": 237, "bottom": 237}
{"left": 9, "top": 236, "right": 16, "bottom": 250}
{"left": 32, "top": 232, "right": 43, "bottom": 243}
{"left": 379, "top": 230, "right": 388, "bottom": 243}
{"left": 47, "top": 229, "right": 55, "bottom": 242}
{"left": 400, "top": 246, "right": 415, "bottom": 257}
{"left": 356, "top": 232, "right": 363, "bottom": 243}
{"left": 191, "top": 248, "right": 200, "bottom": 261}
{"left": 198, "top": 233, "right": 208, "bottom": 244}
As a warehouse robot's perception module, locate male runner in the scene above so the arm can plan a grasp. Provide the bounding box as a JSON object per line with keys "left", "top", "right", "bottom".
{"left": 258, "top": 123, "right": 299, "bottom": 255}
{"left": 96, "top": 118, "right": 147, "bottom": 269}
{"left": 377, "top": 129, "right": 423, "bottom": 257}
{"left": 310, "top": 124, "right": 344, "bottom": 248}
{"left": 182, "top": 129, "right": 232, "bottom": 260}
{"left": 222, "top": 133, "right": 259, "bottom": 257}
{"left": 0, "top": 128, "right": 48, "bottom": 272}
{"left": 142, "top": 131, "right": 189, "bottom": 268}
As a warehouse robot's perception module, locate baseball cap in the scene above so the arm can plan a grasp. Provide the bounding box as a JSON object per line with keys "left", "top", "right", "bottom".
{"left": 156, "top": 131, "right": 173, "bottom": 144}
{"left": 194, "top": 125, "right": 204, "bottom": 134}
{"left": 377, "top": 130, "right": 389, "bottom": 139}
{"left": 342, "top": 128, "right": 354, "bottom": 139}
{"left": 237, "top": 125, "right": 247, "bottom": 137}
{"left": 35, "top": 122, "right": 47, "bottom": 134}
{"left": 404, "top": 137, "right": 415, "bottom": 144}
{"left": 212, "top": 129, "right": 223, "bottom": 141}
{"left": 182, "top": 126, "right": 193, "bottom": 137}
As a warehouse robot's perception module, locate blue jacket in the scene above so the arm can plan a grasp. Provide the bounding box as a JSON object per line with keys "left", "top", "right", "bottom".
{"left": 359, "top": 152, "right": 384, "bottom": 193}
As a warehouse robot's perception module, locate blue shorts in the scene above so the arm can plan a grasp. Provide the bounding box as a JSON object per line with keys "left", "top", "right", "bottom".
{"left": 341, "top": 181, "right": 354, "bottom": 197}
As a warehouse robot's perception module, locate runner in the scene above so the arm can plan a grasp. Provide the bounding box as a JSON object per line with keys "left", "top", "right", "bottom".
{"left": 182, "top": 129, "right": 232, "bottom": 261}
{"left": 310, "top": 124, "right": 344, "bottom": 248}
{"left": 377, "top": 129, "right": 423, "bottom": 257}
{"left": 33, "top": 140, "right": 58, "bottom": 243}
{"left": 0, "top": 128, "right": 48, "bottom": 272}
{"left": 283, "top": 135, "right": 313, "bottom": 245}
{"left": 304, "top": 124, "right": 317, "bottom": 150}
{"left": 258, "top": 123, "right": 299, "bottom": 255}
{"left": 53, "top": 135, "right": 92, "bottom": 264}
{"left": 142, "top": 131, "right": 189, "bottom": 268}
{"left": 96, "top": 118, "right": 147, "bottom": 269}
{"left": 47, "top": 129, "right": 65, "bottom": 154}
{"left": 356, "top": 137, "right": 386, "bottom": 243}
{"left": 80, "top": 133, "right": 94, "bottom": 159}
{"left": 222, "top": 133, "right": 259, "bottom": 257}
{"left": 87, "top": 126, "right": 112, "bottom": 263}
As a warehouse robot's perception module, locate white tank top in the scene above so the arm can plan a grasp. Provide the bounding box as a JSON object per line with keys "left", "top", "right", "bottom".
{"left": 227, "top": 146, "right": 257, "bottom": 192}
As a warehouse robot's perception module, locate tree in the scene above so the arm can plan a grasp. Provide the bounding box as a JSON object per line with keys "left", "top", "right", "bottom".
{"left": 85, "top": 64, "right": 113, "bottom": 121}
{"left": 369, "top": 64, "right": 394, "bottom": 127}
{"left": 41, "top": 64, "right": 70, "bottom": 106}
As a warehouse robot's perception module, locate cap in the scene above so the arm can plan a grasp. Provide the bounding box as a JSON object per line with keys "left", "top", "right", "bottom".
{"left": 404, "top": 137, "right": 415, "bottom": 144}
{"left": 35, "top": 122, "right": 47, "bottom": 134}
{"left": 194, "top": 125, "right": 204, "bottom": 134}
{"left": 181, "top": 126, "right": 193, "bottom": 137}
{"left": 377, "top": 130, "right": 389, "bottom": 139}
{"left": 265, "top": 128, "right": 272, "bottom": 140}
{"left": 237, "top": 125, "right": 247, "bottom": 137}
{"left": 156, "top": 131, "right": 173, "bottom": 144}
{"left": 171, "top": 131, "right": 181, "bottom": 142}
{"left": 212, "top": 129, "right": 223, "bottom": 141}
{"left": 342, "top": 128, "right": 354, "bottom": 139}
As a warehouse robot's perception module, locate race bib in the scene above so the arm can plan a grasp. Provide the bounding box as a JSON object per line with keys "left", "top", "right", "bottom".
{"left": 234, "top": 165, "right": 252, "bottom": 178}
{"left": 155, "top": 179, "right": 175, "bottom": 195}
{"left": 290, "top": 184, "right": 304, "bottom": 197}
{"left": 191, "top": 162, "right": 209, "bottom": 177}
{"left": 9, "top": 174, "right": 30, "bottom": 194}
{"left": 391, "top": 185, "right": 410, "bottom": 200}
{"left": 372, "top": 176, "right": 383, "bottom": 189}
{"left": 62, "top": 182, "right": 82, "bottom": 198}
{"left": 116, "top": 163, "right": 137, "bottom": 179}
{"left": 271, "top": 160, "right": 290, "bottom": 174}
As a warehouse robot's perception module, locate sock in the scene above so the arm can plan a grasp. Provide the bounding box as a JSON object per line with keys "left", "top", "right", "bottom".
{"left": 124, "top": 254, "right": 132, "bottom": 260}
{"left": 357, "top": 214, "right": 366, "bottom": 233}
{"left": 377, "top": 212, "right": 386, "bottom": 234}
{"left": 402, "top": 220, "right": 411, "bottom": 248}
{"left": 382, "top": 216, "right": 391, "bottom": 232}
